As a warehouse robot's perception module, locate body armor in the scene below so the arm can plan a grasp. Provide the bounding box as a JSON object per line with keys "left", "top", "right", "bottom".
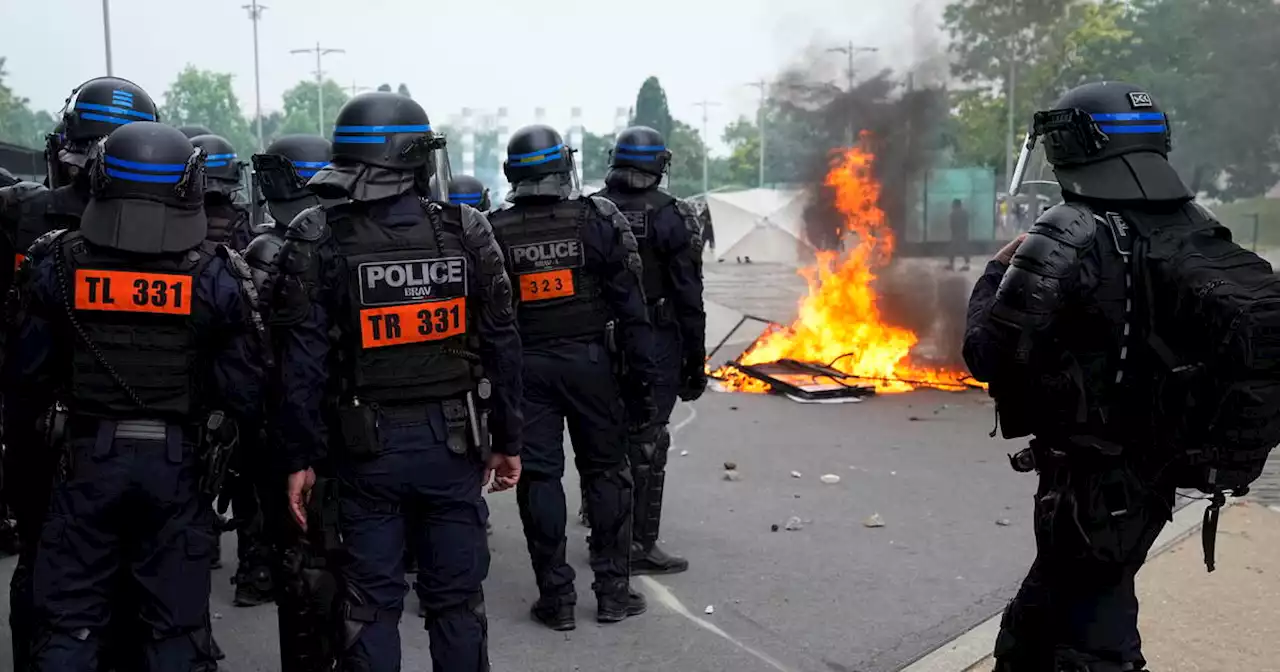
{"left": 324, "top": 199, "right": 479, "bottom": 405}
{"left": 54, "top": 231, "right": 215, "bottom": 420}
{"left": 206, "top": 201, "right": 248, "bottom": 245}
{"left": 596, "top": 186, "right": 675, "bottom": 301}
{"left": 489, "top": 198, "right": 609, "bottom": 344}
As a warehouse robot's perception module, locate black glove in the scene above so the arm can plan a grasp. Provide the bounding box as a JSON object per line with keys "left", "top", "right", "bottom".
{"left": 677, "top": 354, "right": 708, "bottom": 402}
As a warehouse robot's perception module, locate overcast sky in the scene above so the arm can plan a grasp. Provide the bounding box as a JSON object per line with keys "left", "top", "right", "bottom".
{"left": 1, "top": 0, "right": 948, "bottom": 155}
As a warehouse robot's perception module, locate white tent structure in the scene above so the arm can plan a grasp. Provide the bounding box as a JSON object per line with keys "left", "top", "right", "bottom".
{"left": 704, "top": 188, "right": 816, "bottom": 266}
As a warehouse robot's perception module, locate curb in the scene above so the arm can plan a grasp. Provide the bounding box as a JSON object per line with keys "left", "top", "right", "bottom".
{"left": 898, "top": 495, "right": 1234, "bottom": 672}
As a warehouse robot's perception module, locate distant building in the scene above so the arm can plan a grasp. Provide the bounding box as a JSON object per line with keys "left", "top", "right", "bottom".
{"left": 0, "top": 140, "right": 44, "bottom": 182}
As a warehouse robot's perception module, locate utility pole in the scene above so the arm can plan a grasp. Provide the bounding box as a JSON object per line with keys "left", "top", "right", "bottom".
{"left": 1005, "top": 57, "right": 1016, "bottom": 193}
{"left": 692, "top": 100, "right": 719, "bottom": 196}
{"left": 291, "top": 42, "right": 345, "bottom": 136}
{"left": 243, "top": 1, "right": 267, "bottom": 150}
{"left": 348, "top": 81, "right": 370, "bottom": 97}
{"left": 826, "top": 41, "right": 879, "bottom": 145}
{"left": 101, "top": 0, "right": 114, "bottom": 76}
{"left": 745, "top": 80, "right": 767, "bottom": 188}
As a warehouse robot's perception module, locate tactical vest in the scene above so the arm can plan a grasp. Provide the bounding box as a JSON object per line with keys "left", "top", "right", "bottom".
{"left": 489, "top": 199, "right": 609, "bottom": 344}
{"left": 597, "top": 186, "right": 674, "bottom": 302}
{"left": 330, "top": 199, "right": 478, "bottom": 406}
{"left": 57, "top": 231, "right": 212, "bottom": 420}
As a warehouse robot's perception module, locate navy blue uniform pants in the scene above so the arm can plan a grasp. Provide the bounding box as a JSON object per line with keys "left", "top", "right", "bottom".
{"left": 519, "top": 340, "right": 632, "bottom": 601}
{"left": 335, "top": 405, "right": 490, "bottom": 672}
{"left": 994, "top": 453, "right": 1173, "bottom": 671}
{"left": 29, "top": 426, "right": 218, "bottom": 672}
{"left": 629, "top": 322, "right": 682, "bottom": 548}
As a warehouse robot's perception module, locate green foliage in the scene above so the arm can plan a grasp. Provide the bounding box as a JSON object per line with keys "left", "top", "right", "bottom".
{"left": 631, "top": 77, "right": 674, "bottom": 141}
{"left": 580, "top": 129, "right": 615, "bottom": 183}
{"left": 279, "top": 80, "right": 350, "bottom": 140}
{"left": 0, "top": 57, "right": 55, "bottom": 149}
{"left": 249, "top": 111, "right": 286, "bottom": 148}
{"left": 161, "top": 65, "right": 256, "bottom": 154}
{"left": 943, "top": 0, "right": 1280, "bottom": 199}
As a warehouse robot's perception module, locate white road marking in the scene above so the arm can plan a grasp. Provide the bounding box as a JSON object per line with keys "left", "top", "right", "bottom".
{"left": 637, "top": 576, "right": 796, "bottom": 672}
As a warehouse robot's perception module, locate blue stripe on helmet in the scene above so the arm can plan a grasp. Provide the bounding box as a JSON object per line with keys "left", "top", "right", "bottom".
{"left": 450, "top": 192, "right": 483, "bottom": 199}
{"left": 333, "top": 135, "right": 386, "bottom": 144}
{"left": 75, "top": 103, "right": 154, "bottom": 120}
{"left": 206, "top": 160, "right": 230, "bottom": 167}
{"left": 206, "top": 153, "right": 236, "bottom": 161}
{"left": 105, "top": 167, "right": 182, "bottom": 184}
{"left": 293, "top": 161, "right": 328, "bottom": 168}
{"left": 1091, "top": 112, "right": 1164, "bottom": 122}
{"left": 78, "top": 112, "right": 142, "bottom": 126}
{"left": 297, "top": 169, "right": 319, "bottom": 178}
{"left": 112, "top": 90, "right": 134, "bottom": 98}
{"left": 615, "top": 152, "right": 661, "bottom": 161}
{"left": 616, "top": 143, "right": 666, "bottom": 152}
{"left": 104, "top": 155, "right": 187, "bottom": 172}
{"left": 451, "top": 196, "right": 482, "bottom": 205}
{"left": 1099, "top": 124, "right": 1167, "bottom": 134}
{"left": 333, "top": 124, "right": 431, "bottom": 133}
{"left": 513, "top": 152, "right": 562, "bottom": 166}
{"left": 508, "top": 144, "right": 564, "bottom": 160}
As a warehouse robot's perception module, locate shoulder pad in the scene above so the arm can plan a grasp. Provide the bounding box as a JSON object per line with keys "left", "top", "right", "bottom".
{"left": 1189, "top": 201, "right": 1218, "bottom": 223}
{"left": 674, "top": 199, "right": 699, "bottom": 219}
{"left": 588, "top": 194, "right": 624, "bottom": 218}
{"left": 217, "top": 244, "right": 254, "bottom": 280}
{"left": 0, "top": 182, "right": 49, "bottom": 215}
{"left": 284, "top": 205, "right": 329, "bottom": 242}
{"left": 29, "top": 228, "right": 69, "bottom": 258}
{"left": 1029, "top": 203, "right": 1097, "bottom": 248}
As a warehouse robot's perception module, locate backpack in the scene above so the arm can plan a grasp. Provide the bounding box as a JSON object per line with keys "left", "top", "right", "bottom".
{"left": 1105, "top": 204, "right": 1280, "bottom": 494}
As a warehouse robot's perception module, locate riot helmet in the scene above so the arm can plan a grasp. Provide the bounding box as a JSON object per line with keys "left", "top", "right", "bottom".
{"left": 447, "top": 174, "right": 491, "bottom": 211}
{"left": 503, "top": 125, "right": 574, "bottom": 184}
{"left": 609, "top": 126, "right": 671, "bottom": 176}
{"left": 80, "top": 121, "right": 208, "bottom": 254}
{"left": 177, "top": 125, "right": 214, "bottom": 139}
{"left": 49, "top": 77, "right": 158, "bottom": 187}
{"left": 1010, "top": 81, "right": 1191, "bottom": 202}
{"left": 252, "top": 134, "right": 332, "bottom": 202}
{"left": 330, "top": 92, "right": 437, "bottom": 170}
{"left": 189, "top": 134, "right": 243, "bottom": 198}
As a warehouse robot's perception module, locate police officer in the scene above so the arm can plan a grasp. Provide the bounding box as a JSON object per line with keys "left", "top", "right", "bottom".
{"left": 964, "top": 82, "right": 1190, "bottom": 672}
{"left": 593, "top": 126, "right": 706, "bottom": 574}
{"left": 271, "top": 92, "right": 522, "bottom": 672}
{"left": 0, "top": 75, "right": 160, "bottom": 672}
{"left": 490, "top": 124, "right": 657, "bottom": 630}
{"left": 3, "top": 120, "right": 266, "bottom": 670}
{"left": 189, "top": 134, "right": 250, "bottom": 248}
{"left": 242, "top": 133, "right": 343, "bottom": 670}
{"left": 448, "top": 174, "right": 492, "bottom": 212}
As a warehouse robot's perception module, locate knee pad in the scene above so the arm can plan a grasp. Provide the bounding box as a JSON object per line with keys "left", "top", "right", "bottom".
{"left": 422, "top": 591, "right": 487, "bottom": 629}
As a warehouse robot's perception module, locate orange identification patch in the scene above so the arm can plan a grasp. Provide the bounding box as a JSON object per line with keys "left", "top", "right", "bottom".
{"left": 519, "top": 269, "right": 574, "bottom": 302}
{"left": 14, "top": 253, "right": 24, "bottom": 271}
{"left": 74, "top": 269, "right": 193, "bottom": 315}
{"left": 359, "top": 297, "right": 466, "bottom": 349}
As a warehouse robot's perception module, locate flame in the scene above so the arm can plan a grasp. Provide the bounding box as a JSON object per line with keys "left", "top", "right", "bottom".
{"left": 711, "top": 135, "right": 975, "bottom": 394}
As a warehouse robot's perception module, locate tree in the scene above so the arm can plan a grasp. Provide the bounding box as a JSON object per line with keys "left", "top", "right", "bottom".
{"left": 161, "top": 65, "right": 256, "bottom": 153}
{"left": 280, "top": 79, "right": 350, "bottom": 140}
{"left": 631, "top": 77, "right": 674, "bottom": 141}
{"left": 0, "top": 57, "right": 56, "bottom": 149}
{"left": 580, "top": 130, "right": 615, "bottom": 183}
{"left": 249, "top": 111, "right": 286, "bottom": 148}
{"left": 397, "top": 84, "right": 412, "bottom": 98}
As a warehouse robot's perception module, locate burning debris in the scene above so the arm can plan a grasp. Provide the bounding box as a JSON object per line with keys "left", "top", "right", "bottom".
{"left": 709, "top": 138, "right": 980, "bottom": 396}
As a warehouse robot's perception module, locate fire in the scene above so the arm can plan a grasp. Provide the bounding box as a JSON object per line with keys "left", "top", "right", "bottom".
{"left": 712, "top": 136, "right": 975, "bottom": 394}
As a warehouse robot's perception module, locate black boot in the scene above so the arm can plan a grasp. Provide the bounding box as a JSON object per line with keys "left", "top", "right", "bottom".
{"left": 232, "top": 563, "right": 275, "bottom": 607}
{"left": 596, "top": 585, "right": 646, "bottom": 624}
{"left": 631, "top": 542, "right": 689, "bottom": 575}
{"left": 211, "top": 532, "right": 223, "bottom": 570}
{"left": 531, "top": 595, "right": 577, "bottom": 631}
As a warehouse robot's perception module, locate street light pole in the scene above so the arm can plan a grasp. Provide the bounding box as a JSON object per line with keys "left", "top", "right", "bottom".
{"left": 825, "top": 41, "right": 879, "bottom": 145}
{"left": 243, "top": 1, "right": 267, "bottom": 150}
{"left": 349, "top": 81, "right": 370, "bottom": 97}
{"left": 291, "top": 42, "right": 345, "bottom": 136}
{"left": 745, "top": 80, "right": 766, "bottom": 188}
{"left": 693, "top": 100, "right": 719, "bottom": 196}
{"left": 101, "top": 0, "right": 114, "bottom": 76}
